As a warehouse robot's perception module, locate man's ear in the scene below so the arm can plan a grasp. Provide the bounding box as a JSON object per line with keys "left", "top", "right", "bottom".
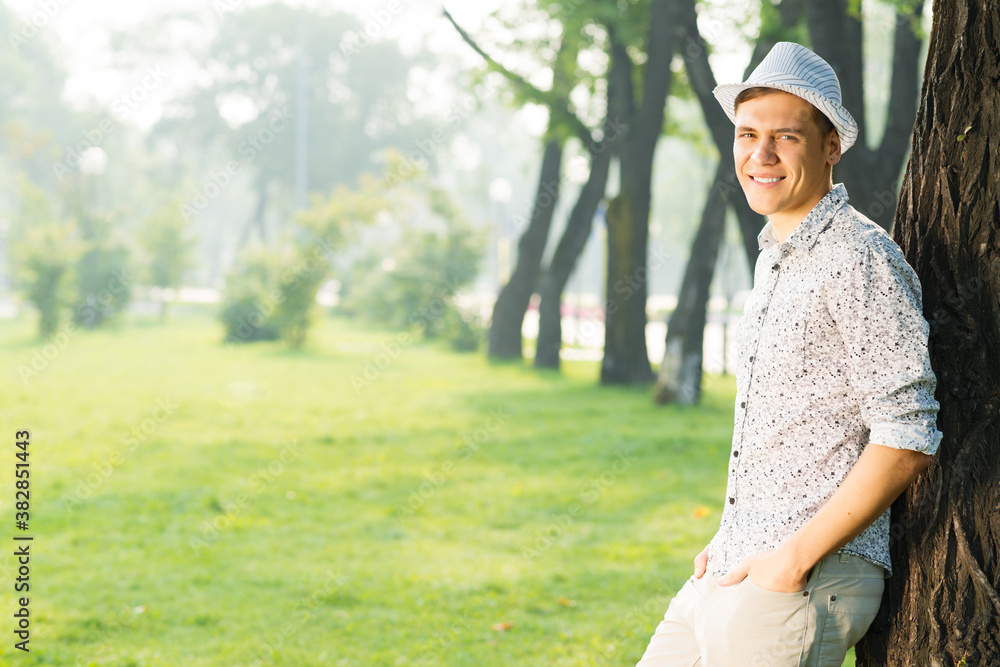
{"left": 827, "top": 130, "right": 842, "bottom": 166}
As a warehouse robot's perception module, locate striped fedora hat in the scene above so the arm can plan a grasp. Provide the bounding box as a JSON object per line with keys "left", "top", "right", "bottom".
{"left": 713, "top": 42, "right": 859, "bottom": 152}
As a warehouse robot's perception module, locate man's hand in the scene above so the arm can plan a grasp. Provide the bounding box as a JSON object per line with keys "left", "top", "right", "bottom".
{"left": 712, "top": 444, "right": 931, "bottom": 593}
{"left": 716, "top": 546, "right": 811, "bottom": 592}
{"left": 693, "top": 545, "right": 710, "bottom": 579}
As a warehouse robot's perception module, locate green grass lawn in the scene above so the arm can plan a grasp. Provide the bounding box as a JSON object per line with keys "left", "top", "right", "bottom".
{"left": 0, "top": 313, "right": 854, "bottom": 666}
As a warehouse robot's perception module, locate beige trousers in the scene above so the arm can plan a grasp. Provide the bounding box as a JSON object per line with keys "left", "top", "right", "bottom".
{"left": 636, "top": 551, "right": 884, "bottom": 667}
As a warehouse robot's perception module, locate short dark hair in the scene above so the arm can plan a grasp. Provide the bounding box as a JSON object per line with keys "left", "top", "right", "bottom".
{"left": 734, "top": 87, "right": 836, "bottom": 138}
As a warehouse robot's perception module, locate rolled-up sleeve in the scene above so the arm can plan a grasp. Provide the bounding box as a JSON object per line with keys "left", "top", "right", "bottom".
{"left": 828, "top": 234, "right": 943, "bottom": 455}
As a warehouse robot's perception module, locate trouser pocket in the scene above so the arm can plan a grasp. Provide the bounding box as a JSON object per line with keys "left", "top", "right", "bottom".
{"left": 807, "top": 566, "right": 885, "bottom": 667}
{"left": 703, "top": 576, "right": 811, "bottom": 666}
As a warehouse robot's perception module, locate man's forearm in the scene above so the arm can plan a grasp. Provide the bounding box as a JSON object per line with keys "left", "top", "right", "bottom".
{"left": 782, "top": 443, "right": 933, "bottom": 577}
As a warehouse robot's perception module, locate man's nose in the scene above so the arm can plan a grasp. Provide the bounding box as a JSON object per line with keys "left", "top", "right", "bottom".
{"left": 752, "top": 138, "right": 777, "bottom": 164}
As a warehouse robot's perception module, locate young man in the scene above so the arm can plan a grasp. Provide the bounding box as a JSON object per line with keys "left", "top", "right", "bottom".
{"left": 636, "top": 42, "right": 943, "bottom": 666}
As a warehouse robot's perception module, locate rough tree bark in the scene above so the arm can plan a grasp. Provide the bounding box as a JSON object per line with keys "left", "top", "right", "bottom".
{"left": 600, "top": 0, "right": 674, "bottom": 385}
{"left": 804, "top": 0, "right": 924, "bottom": 231}
{"left": 855, "top": 1, "right": 1000, "bottom": 664}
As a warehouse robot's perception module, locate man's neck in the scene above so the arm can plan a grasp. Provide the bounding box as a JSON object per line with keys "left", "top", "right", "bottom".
{"left": 770, "top": 184, "right": 835, "bottom": 245}
{"left": 770, "top": 216, "right": 803, "bottom": 245}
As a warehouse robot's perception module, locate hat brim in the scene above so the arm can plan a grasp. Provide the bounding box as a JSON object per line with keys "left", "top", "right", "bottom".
{"left": 713, "top": 81, "right": 859, "bottom": 153}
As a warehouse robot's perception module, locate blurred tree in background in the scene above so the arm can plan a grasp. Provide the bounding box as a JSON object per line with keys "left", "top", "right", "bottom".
{"left": 220, "top": 170, "right": 386, "bottom": 348}
{"left": 70, "top": 210, "right": 132, "bottom": 329}
{"left": 138, "top": 203, "right": 198, "bottom": 321}
{"left": 145, "top": 4, "right": 435, "bottom": 248}
{"left": 0, "top": 4, "right": 77, "bottom": 191}
{"left": 8, "top": 182, "right": 80, "bottom": 338}
{"left": 219, "top": 245, "right": 283, "bottom": 343}
{"left": 219, "top": 238, "right": 332, "bottom": 349}
{"left": 342, "top": 174, "right": 484, "bottom": 349}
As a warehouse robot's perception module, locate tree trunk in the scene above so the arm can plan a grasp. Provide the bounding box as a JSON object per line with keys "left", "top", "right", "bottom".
{"left": 487, "top": 138, "right": 563, "bottom": 359}
{"left": 534, "top": 145, "right": 611, "bottom": 370}
{"left": 653, "top": 162, "right": 728, "bottom": 404}
{"left": 855, "top": 1, "right": 1000, "bottom": 663}
{"left": 486, "top": 36, "right": 580, "bottom": 361}
{"left": 534, "top": 28, "right": 629, "bottom": 371}
{"left": 600, "top": 0, "right": 674, "bottom": 385}
{"left": 804, "top": 0, "right": 925, "bottom": 231}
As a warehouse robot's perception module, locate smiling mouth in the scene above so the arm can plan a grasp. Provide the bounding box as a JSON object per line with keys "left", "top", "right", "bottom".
{"left": 751, "top": 176, "right": 784, "bottom": 184}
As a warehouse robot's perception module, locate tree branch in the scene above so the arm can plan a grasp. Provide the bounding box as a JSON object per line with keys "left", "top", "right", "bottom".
{"left": 675, "top": 0, "right": 731, "bottom": 153}
{"left": 442, "top": 7, "right": 595, "bottom": 150}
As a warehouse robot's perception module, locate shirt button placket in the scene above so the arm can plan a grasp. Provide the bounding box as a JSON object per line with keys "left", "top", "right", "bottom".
{"left": 732, "top": 254, "right": 779, "bottom": 512}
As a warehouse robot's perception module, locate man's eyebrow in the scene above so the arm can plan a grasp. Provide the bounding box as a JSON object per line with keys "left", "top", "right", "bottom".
{"left": 735, "top": 125, "right": 807, "bottom": 135}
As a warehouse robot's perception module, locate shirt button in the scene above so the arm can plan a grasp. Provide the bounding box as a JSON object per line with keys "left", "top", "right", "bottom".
{"left": 740, "top": 401, "right": 746, "bottom": 408}
{"left": 749, "top": 356, "right": 754, "bottom": 362}
{"left": 728, "top": 497, "right": 735, "bottom": 505}
{"left": 733, "top": 451, "right": 739, "bottom": 457}
{"left": 771, "top": 263, "right": 779, "bottom": 271}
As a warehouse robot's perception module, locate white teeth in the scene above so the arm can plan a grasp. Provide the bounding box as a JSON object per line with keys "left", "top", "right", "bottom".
{"left": 753, "top": 176, "right": 782, "bottom": 183}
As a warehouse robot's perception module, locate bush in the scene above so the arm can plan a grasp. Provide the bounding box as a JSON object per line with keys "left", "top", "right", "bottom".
{"left": 8, "top": 183, "right": 80, "bottom": 338}
{"left": 271, "top": 245, "right": 329, "bottom": 349}
{"left": 219, "top": 241, "right": 330, "bottom": 347}
{"left": 443, "top": 305, "right": 484, "bottom": 353}
{"left": 73, "top": 236, "right": 131, "bottom": 329}
{"left": 345, "top": 222, "right": 483, "bottom": 345}
{"left": 219, "top": 246, "right": 283, "bottom": 343}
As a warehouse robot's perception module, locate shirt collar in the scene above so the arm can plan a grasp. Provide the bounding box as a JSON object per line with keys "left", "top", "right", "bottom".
{"left": 757, "top": 184, "right": 850, "bottom": 253}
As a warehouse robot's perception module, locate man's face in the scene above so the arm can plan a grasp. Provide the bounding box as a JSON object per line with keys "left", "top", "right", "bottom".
{"left": 733, "top": 90, "right": 841, "bottom": 227}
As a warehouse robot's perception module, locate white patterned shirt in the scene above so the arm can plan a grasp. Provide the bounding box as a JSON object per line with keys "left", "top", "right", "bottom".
{"left": 707, "top": 184, "right": 942, "bottom": 578}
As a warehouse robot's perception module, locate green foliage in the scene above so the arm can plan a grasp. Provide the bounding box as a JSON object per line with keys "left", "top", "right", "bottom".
{"left": 271, "top": 242, "right": 331, "bottom": 349}
{"left": 72, "top": 215, "right": 132, "bottom": 330}
{"left": 219, "top": 170, "right": 401, "bottom": 348}
{"left": 138, "top": 203, "right": 198, "bottom": 319}
{"left": 219, "top": 245, "right": 283, "bottom": 344}
{"left": 7, "top": 182, "right": 80, "bottom": 338}
{"left": 345, "top": 190, "right": 485, "bottom": 347}
{"left": 294, "top": 172, "right": 388, "bottom": 244}
{"left": 217, "top": 232, "right": 336, "bottom": 350}
{"left": 443, "top": 304, "right": 486, "bottom": 352}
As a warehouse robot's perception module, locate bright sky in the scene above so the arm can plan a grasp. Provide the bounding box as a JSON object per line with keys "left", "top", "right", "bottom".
{"left": 2, "top": 1, "right": 514, "bottom": 124}
{"left": 3, "top": 0, "right": 753, "bottom": 133}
